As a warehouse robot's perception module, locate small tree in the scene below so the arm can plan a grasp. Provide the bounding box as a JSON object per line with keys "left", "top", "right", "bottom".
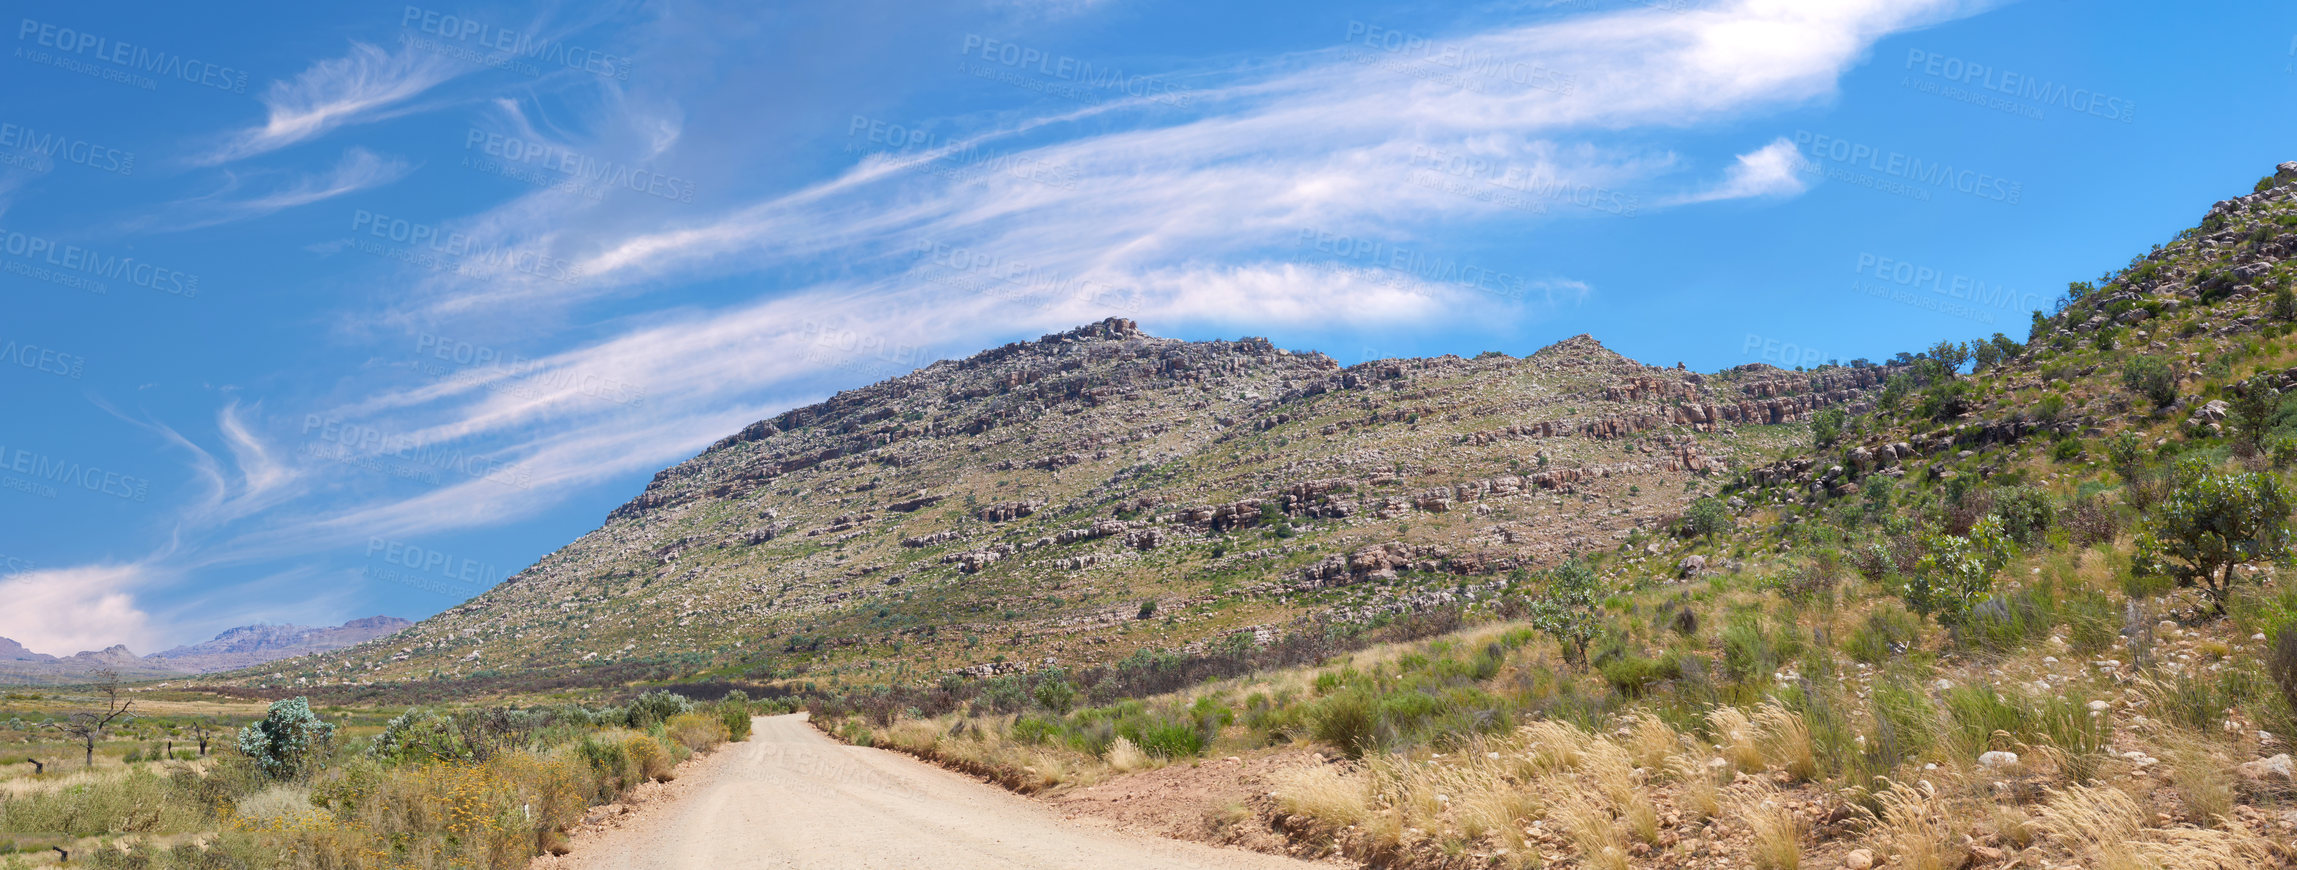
{"left": 237, "top": 697, "right": 336, "bottom": 780}
{"left": 1811, "top": 408, "right": 1845, "bottom": 449}
{"left": 2121, "top": 355, "right": 2178, "bottom": 409}
{"left": 1971, "top": 338, "right": 2003, "bottom": 372}
{"left": 1989, "top": 333, "right": 2023, "bottom": 363}
{"left": 2229, "top": 374, "right": 2282, "bottom": 456}
{"left": 2274, "top": 285, "right": 2297, "bottom": 322}
{"left": 2134, "top": 466, "right": 2292, "bottom": 616}
{"left": 1525, "top": 560, "right": 1602, "bottom": 668}
{"left": 1682, "top": 497, "right": 1734, "bottom": 540}
{"left": 1906, "top": 515, "right": 2014, "bottom": 626}
{"left": 44, "top": 669, "right": 133, "bottom": 768}
{"left": 1928, "top": 340, "right": 1970, "bottom": 375}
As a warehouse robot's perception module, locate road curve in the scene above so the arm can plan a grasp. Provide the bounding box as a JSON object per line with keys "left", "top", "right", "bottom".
{"left": 550, "top": 713, "right": 1327, "bottom": 870}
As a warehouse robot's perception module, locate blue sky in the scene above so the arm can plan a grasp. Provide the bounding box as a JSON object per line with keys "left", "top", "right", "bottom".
{"left": 1, "top": 0, "right": 2292, "bottom": 656}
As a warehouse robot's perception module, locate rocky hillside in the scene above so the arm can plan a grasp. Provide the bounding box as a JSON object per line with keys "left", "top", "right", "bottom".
{"left": 247, "top": 319, "right": 1904, "bottom": 692}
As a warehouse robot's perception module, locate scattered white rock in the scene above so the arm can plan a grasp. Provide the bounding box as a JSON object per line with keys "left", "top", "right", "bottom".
{"left": 2240, "top": 754, "right": 2295, "bottom": 782}
{"left": 1978, "top": 751, "right": 2019, "bottom": 768}
{"left": 1842, "top": 848, "right": 1875, "bottom": 870}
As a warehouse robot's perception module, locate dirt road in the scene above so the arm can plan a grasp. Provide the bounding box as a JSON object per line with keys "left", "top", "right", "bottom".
{"left": 547, "top": 713, "right": 1328, "bottom": 869}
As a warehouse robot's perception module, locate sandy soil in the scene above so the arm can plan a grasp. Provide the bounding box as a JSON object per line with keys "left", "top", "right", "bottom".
{"left": 534, "top": 714, "right": 1328, "bottom": 869}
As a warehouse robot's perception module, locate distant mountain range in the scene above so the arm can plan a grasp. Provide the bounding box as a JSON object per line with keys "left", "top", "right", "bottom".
{"left": 0, "top": 616, "right": 411, "bottom": 685}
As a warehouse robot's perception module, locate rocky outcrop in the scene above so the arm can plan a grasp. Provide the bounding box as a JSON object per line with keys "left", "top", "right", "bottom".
{"left": 978, "top": 501, "right": 1043, "bottom": 522}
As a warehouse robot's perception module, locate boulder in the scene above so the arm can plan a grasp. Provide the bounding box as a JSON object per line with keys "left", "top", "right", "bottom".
{"left": 2237, "top": 753, "right": 2294, "bottom": 786}
{"left": 1677, "top": 554, "right": 1706, "bottom": 579}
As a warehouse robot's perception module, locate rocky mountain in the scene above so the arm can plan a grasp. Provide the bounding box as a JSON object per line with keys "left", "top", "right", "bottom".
{"left": 0, "top": 643, "right": 187, "bottom": 686}
{"left": 147, "top": 616, "right": 414, "bottom": 674}
{"left": 245, "top": 318, "right": 1903, "bottom": 692}
{"left": 0, "top": 616, "right": 412, "bottom": 685}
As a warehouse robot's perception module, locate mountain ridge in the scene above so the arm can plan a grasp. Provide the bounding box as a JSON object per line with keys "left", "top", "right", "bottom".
{"left": 0, "top": 615, "right": 412, "bottom": 685}
{"left": 222, "top": 317, "right": 1904, "bottom": 693}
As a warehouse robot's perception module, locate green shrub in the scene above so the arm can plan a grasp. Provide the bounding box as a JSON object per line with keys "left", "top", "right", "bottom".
{"left": 1845, "top": 605, "right": 1922, "bottom": 665}
{"left": 2034, "top": 694, "right": 2108, "bottom": 783}
{"left": 624, "top": 691, "right": 693, "bottom": 728}
{"left": 1866, "top": 680, "right": 1938, "bottom": 770}
{"left": 236, "top": 697, "right": 336, "bottom": 781}
{"left": 1597, "top": 652, "right": 1678, "bottom": 697}
{"left": 1682, "top": 498, "right": 1734, "bottom": 540}
{"left": 1525, "top": 560, "right": 1603, "bottom": 666}
{"left": 1720, "top": 621, "right": 1775, "bottom": 684}
{"left": 714, "top": 691, "right": 754, "bottom": 742}
{"left": 2121, "top": 355, "right": 2178, "bottom": 408}
{"left": 1906, "top": 516, "right": 2014, "bottom": 626}
{"left": 1943, "top": 685, "right": 2030, "bottom": 756}
{"left": 2132, "top": 465, "right": 2293, "bottom": 616}
{"left": 1311, "top": 690, "right": 1377, "bottom": 757}
{"left": 1992, "top": 486, "right": 2056, "bottom": 546}
{"left": 1126, "top": 717, "right": 1205, "bottom": 759}
{"left": 2064, "top": 590, "right": 2120, "bottom": 655}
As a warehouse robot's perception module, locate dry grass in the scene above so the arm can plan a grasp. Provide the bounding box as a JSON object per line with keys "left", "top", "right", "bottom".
{"left": 1105, "top": 736, "right": 1152, "bottom": 773}
{"left": 1663, "top": 751, "right": 1721, "bottom": 822}
{"left": 2163, "top": 735, "right": 2235, "bottom": 826}
{"left": 1521, "top": 719, "right": 1591, "bottom": 775}
{"left": 1580, "top": 741, "right": 1657, "bottom": 844}
{"left": 1621, "top": 712, "right": 1678, "bottom": 770}
{"left": 1731, "top": 782, "right": 1804, "bottom": 870}
{"left": 1552, "top": 790, "right": 1629, "bottom": 870}
{"left": 1272, "top": 762, "right": 1370, "bottom": 830}
{"left": 2032, "top": 784, "right": 2273, "bottom": 870}
{"left": 1753, "top": 704, "right": 1816, "bottom": 782}
{"left": 1709, "top": 706, "right": 1765, "bottom": 773}
{"left": 1857, "top": 779, "right": 1965, "bottom": 870}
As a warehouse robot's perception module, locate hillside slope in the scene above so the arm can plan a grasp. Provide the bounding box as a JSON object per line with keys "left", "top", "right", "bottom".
{"left": 248, "top": 322, "right": 1900, "bottom": 691}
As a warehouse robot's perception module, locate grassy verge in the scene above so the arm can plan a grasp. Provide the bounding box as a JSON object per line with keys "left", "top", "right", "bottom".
{"left": 0, "top": 690, "right": 769, "bottom": 868}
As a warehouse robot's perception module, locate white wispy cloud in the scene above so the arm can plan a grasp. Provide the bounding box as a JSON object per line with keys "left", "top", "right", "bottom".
{"left": 153, "top": 148, "right": 414, "bottom": 231}
{"left": 203, "top": 41, "right": 462, "bottom": 164}
{"left": 1668, "top": 137, "right": 1811, "bottom": 205}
